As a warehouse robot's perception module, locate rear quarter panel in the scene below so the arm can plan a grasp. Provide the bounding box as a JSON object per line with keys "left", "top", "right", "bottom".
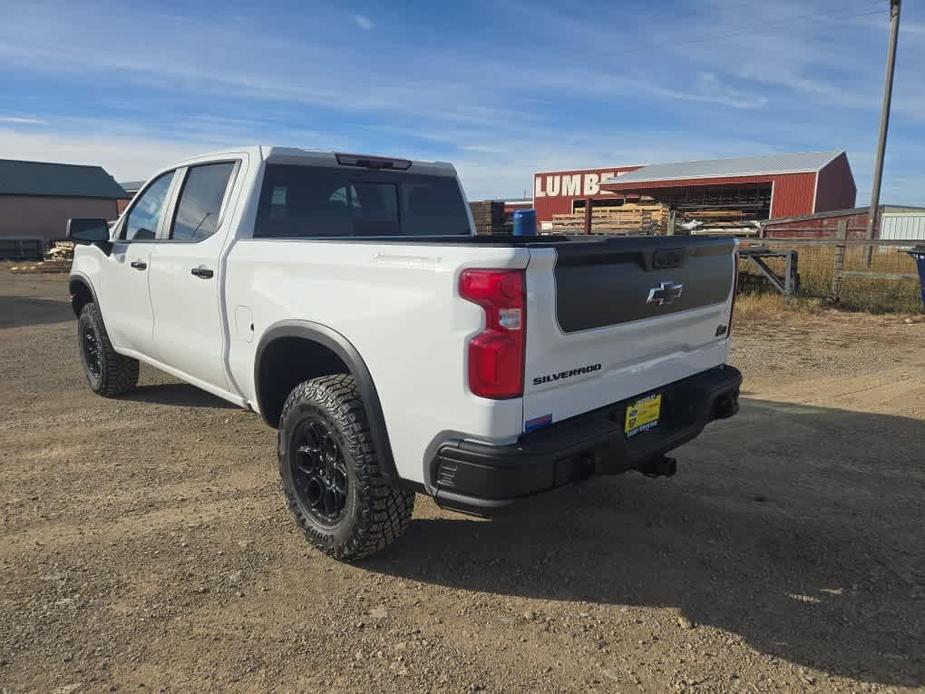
{"left": 225, "top": 240, "right": 529, "bottom": 486}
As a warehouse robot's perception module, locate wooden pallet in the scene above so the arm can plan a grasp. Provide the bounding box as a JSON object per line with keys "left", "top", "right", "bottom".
{"left": 469, "top": 201, "right": 505, "bottom": 233}
{"left": 550, "top": 204, "right": 669, "bottom": 234}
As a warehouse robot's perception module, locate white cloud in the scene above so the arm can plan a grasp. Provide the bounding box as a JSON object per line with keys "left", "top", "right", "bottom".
{"left": 0, "top": 116, "right": 46, "bottom": 125}
{"left": 0, "top": 127, "right": 210, "bottom": 180}
{"left": 401, "top": 126, "right": 776, "bottom": 200}
{"left": 354, "top": 14, "right": 374, "bottom": 30}
{"left": 625, "top": 72, "right": 768, "bottom": 110}
{"left": 0, "top": 0, "right": 921, "bottom": 203}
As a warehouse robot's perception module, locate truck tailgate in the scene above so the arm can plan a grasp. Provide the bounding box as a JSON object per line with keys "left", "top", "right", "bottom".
{"left": 523, "top": 236, "right": 736, "bottom": 430}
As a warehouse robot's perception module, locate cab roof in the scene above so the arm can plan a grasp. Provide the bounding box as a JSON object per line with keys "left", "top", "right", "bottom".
{"left": 164, "top": 146, "right": 457, "bottom": 177}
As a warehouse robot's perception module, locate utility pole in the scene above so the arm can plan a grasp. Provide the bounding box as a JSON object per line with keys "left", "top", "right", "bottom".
{"left": 864, "top": 0, "right": 901, "bottom": 267}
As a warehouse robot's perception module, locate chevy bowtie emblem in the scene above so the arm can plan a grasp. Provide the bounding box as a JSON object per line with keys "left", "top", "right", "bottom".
{"left": 647, "top": 281, "right": 684, "bottom": 306}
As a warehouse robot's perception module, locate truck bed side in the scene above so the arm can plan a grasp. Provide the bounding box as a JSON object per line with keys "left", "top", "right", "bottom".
{"left": 224, "top": 239, "right": 529, "bottom": 486}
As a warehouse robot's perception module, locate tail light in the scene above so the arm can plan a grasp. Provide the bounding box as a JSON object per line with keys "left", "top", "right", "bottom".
{"left": 459, "top": 269, "right": 526, "bottom": 399}
{"left": 727, "top": 251, "right": 739, "bottom": 337}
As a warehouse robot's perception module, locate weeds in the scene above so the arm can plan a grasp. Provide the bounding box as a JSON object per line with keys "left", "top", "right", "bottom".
{"left": 739, "top": 245, "right": 922, "bottom": 314}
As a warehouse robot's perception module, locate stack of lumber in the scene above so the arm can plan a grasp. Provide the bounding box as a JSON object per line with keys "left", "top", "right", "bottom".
{"left": 549, "top": 204, "right": 669, "bottom": 235}
{"left": 469, "top": 201, "right": 505, "bottom": 235}
{"left": 681, "top": 209, "right": 760, "bottom": 237}
{"left": 680, "top": 209, "right": 750, "bottom": 220}
{"left": 7, "top": 241, "right": 75, "bottom": 273}
{"left": 45, "top": 241, "right": 75, "bottom": 261}
{"left": 687, "top": 222, "right": 760, "bottom": 237}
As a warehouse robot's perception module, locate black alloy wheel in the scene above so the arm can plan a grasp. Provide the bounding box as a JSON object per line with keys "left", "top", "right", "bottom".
{"left": 76, "top": 302, "right": 139, "bottom": 397}
{"left": 276, "top": 374, "right": 416, "bottom": 560}
{"left": 290, "top": 414, "right": 349, "bottom": 524}
{"left": 81, "top": 325, "right": 103, "bottom": 378}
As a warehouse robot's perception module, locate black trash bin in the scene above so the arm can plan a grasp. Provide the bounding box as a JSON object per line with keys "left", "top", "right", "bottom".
{"left": 907, "top": 245, "right": 925, "bottom": 312}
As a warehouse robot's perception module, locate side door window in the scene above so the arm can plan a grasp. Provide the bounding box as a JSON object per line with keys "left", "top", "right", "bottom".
{"left": 124, "top": 172, "right": 174, "bottom": 241}
{"left": 170, "top": 162, "right": 237, "bottom": 242}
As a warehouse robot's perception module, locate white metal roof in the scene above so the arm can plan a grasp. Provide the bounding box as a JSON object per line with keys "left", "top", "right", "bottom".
{"left": 602, "top": 150, "right": 844, "bottom": 185}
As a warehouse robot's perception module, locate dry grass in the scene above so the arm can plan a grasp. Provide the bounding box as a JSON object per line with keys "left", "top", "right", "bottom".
{"left": 734, "top": 291, "right": 925, "bottom": 326}
{"left": 740, "top": 244, "right": 923, "bottom": 313}
{"left": 733, "top": 292, "right": 824, "bottom": 322}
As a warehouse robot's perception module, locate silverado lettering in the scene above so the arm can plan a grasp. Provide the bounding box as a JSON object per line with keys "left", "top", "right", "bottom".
{"left": 533, "top": 363, "right": 602, "bottom": 386}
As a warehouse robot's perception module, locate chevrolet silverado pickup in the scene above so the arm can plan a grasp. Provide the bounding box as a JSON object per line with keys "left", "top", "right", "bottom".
{"left": 67, "top": 146, "right": 742, "bottom": 559}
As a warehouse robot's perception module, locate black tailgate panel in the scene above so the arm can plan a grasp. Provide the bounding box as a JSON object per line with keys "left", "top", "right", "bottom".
{"left": 554, "top": 236, "right": 735, "bottom": 333}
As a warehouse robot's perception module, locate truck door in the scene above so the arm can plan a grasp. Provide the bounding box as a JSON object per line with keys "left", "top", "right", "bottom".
{"left": 102, "top": 170, "right": 177, "bottom": 355}
{"left": 147, "top": 160, "right": 240, "bottom": 392}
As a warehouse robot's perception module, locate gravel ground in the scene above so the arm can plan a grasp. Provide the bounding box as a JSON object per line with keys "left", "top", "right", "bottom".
{"left": 1, "top": 272, "right": 923, "bottom": 693}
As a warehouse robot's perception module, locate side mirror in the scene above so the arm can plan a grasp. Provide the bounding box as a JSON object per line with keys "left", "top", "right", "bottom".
{"left": 67, "top": 218, "right": 111, "bottom": 243}
{"left": 67, "top": 218, "right": 113, "bottom": 255}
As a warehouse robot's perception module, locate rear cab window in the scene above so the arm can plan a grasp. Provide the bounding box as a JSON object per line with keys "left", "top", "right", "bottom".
{"left": 254, "top": 164, "right": 471, "bottom": 238}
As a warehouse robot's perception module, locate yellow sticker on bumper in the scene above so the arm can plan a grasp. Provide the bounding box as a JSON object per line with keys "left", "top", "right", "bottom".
{"left": 625, "top": 394, "right": 662, "bottom": 437}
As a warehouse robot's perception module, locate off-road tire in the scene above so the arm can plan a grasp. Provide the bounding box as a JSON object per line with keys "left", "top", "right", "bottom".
{"left": 278, "top": 374, "right": 415, "bottom": 560}
{"left": 77, "top": 302, "right": 139, "bottom": 397}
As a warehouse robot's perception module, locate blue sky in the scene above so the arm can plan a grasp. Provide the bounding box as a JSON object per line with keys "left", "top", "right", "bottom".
{"left": 1, "top": 0, "right": 923, "bottom": 203}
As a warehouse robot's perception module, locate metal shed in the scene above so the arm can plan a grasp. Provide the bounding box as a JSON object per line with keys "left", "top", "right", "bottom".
{"left": 880, "top": 213, "right": 925, "bottom": 242}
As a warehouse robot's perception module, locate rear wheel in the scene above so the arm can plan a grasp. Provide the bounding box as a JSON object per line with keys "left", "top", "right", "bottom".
{"left": 77, "top": 303, "right": 139, "bottom": 397}
{"left": 278, "top": 374, "right": 415, "bottom": 560}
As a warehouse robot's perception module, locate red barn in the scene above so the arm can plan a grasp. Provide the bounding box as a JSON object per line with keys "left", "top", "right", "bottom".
{"left": 599, "top": 151, "right": 855, "bottom": 221}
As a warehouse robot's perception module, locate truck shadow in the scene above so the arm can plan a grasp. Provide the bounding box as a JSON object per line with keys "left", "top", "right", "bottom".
{"left": 367, "top": 399, "right": 925, "bottom": 687}
{"left": 125, "top": 382, "right": 237, "bottom": 409}
{"left": 0, "top": 295, "right": 73, "bottom": 328}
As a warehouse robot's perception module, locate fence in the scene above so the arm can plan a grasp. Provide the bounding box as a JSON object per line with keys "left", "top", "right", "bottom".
{"left": 0, "top": 238, "right": 44, "bottom": 261}
{"left": 739, "top": 225, "right": 922, "bottom": 312}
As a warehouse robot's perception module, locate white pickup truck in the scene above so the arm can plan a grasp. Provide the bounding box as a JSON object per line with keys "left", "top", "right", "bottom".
{"left": 67, "top": 146, "right": 742, "bottom": 559}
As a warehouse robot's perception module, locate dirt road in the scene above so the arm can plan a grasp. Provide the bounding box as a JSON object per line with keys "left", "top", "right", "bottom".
{"left": 1, "top": 272, "right": 923, "bottom": 693}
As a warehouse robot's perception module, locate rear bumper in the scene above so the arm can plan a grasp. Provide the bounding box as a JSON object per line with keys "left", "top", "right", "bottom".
{"left": 431, "top": 365, "right": 742, "bottom": 515}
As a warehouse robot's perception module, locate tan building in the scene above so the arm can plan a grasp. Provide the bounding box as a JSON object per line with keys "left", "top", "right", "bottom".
{"left": 0, "top": 158, "right": 129, "bottom": 258}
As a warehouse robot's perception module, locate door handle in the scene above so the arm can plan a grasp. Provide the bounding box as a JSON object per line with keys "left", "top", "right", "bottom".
{"left": 191, "top": 266, "right": 214, "bottom": 279}
{"left": 130, "top": 260, "right": 147, "bottom": 270}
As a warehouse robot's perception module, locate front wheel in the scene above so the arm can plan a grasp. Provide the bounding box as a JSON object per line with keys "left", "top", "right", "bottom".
{"left": 77, "top": 303, "right": 139, "bottom": 397}
{"left": 278, "top": 374, "right": 415, "bottom": 560}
